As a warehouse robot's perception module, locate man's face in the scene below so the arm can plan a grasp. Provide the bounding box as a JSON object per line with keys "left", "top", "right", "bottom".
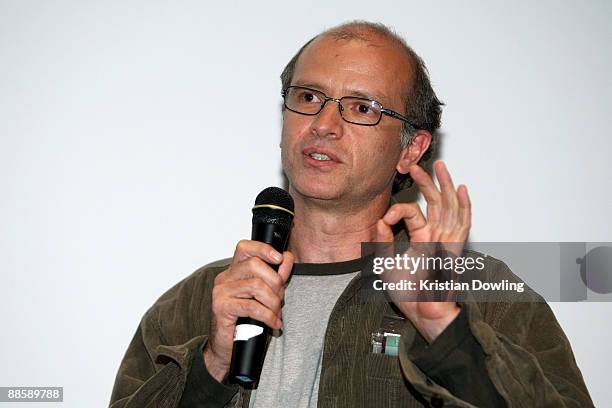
{"left": 281, "top": 35, "right": 412, "bottom": 206}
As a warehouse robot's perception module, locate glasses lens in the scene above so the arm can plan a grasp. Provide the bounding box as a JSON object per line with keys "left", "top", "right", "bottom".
{"left": 340, "top": 98, "right": 382, "bottom": 125}
{"left": 284, "top": 87, "right": 325, "bottom": 114}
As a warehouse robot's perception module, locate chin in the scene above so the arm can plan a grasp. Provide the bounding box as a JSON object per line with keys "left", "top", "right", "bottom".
{"left": 289, "top": 177, "right": 345, "bottom": 202}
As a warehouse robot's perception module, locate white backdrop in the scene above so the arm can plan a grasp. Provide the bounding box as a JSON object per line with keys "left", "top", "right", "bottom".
{"left": 1, "top": 1, "right": 610, "bottom": 406}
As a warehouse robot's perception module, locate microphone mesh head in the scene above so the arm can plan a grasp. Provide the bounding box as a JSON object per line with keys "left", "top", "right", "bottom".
{"left": 253, "top": 187, "right": 294, "bottom": 228}
{"left": 254, "top": 187, "right": 294, "bottom": 213}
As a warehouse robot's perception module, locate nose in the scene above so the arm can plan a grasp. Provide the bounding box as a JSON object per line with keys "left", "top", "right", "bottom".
{"left": 310, "top": 99, "right": 344, "bottom": 140}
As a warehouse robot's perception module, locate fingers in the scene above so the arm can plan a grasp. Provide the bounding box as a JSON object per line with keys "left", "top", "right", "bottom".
{"left": 212, "top": 272, "right": 286, "bottom": 331}
{"left": 403, "top": 160, "right": 471, "bottom": 241}
{"left": 234, "top": 298, "right": 282, "bottom": 329}
{"left": 207, "top": 240, "right": 291, "bottom": 374}
{"left": 434, "top": 161, "right": 459, "bottom": 231}
{"left": 212, "top": 275, "right": 284, "bottom": 329}
{"left": 409, "top": 164, "right": 441, "bottom": 225}
{"left": 277, "top": 251, "right": 295, "bottom": 285}
{"left": 456, "top": 184, "right": 471, "bottom": 235}
{"left": 212, "top": 241, "right": 295, "bottom": 334}
{"left": 224, "top": 241, "right": 293, "bottom": 293}
{"left": 233, "top": 239, "right": 283, "bottom": 265}
{"left": 375, "top": 219, "right": 394, "bottom": 242}
{"left": 226, "top": 256, "right": 286, "bottom": 293}
{"left": 216, "top": 278, "right": 283, "bottom": 328}
{"left": 380, "top": 163, "right": 470, "bottom": 332}
{"left": 383, "top": 203, "right": 427, "bottom": 237}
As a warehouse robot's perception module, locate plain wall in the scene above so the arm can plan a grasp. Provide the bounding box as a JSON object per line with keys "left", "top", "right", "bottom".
{"left": 1, "top": 1, "right": 610, "bottom": 406}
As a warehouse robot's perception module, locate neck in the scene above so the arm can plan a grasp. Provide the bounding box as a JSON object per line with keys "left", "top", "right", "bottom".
{"left": 287, "top": 189, "right": 392, "bottom": 263}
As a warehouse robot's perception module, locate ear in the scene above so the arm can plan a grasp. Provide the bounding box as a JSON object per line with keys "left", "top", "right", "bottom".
{"left": 396, "top": 130, "right": 432, "bottom": 174}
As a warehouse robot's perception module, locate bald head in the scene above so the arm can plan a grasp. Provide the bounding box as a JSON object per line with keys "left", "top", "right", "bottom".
{"left": 282, "top": 22, "right": 416, "bottom": 108}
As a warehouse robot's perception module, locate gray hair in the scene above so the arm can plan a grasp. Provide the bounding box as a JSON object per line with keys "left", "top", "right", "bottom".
{"left": 280, "top": 20, "right": 444, "bottom": 193}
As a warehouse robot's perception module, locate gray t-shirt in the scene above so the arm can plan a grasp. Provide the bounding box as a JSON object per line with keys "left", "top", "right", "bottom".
{"left": 249, "top": 259, "right": 363, "bottom": 408}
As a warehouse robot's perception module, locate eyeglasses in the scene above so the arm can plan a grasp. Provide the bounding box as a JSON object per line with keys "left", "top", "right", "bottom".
{"left": 281, "top": 85, "right": 418, "bottom": 128}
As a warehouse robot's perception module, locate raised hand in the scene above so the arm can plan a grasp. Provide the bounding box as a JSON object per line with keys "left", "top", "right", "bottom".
{"left": 375, "top": 160, "right": 471, "bottom": 342}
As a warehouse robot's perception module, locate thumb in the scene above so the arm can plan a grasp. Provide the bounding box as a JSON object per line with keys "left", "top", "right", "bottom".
{"left": 375, "top": 219, "right": 394, "bottom": 243}
{"left": 278, "top": 251, "right": 295, "bottom": 284}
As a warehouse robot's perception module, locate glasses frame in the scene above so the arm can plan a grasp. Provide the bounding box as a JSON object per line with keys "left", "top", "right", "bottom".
{"left": 281, "top": 85, "right": 419, "bottom": 128}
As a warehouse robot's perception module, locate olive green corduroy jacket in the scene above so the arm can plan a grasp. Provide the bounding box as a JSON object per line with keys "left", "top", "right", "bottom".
{"left": 109, "top": 252, "right": 593, "bottom": 408}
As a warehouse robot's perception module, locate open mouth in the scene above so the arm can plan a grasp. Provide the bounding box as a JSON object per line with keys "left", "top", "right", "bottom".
{"left": 309, "top": 152, "right": 331, "bottom": 161}
{"left": 302, "top": 147, "right": 340, "bottom": 165}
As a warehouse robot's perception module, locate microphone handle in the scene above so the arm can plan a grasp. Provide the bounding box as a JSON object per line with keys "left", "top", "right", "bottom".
{"left": 228, "top": 222, "right": 289, "bottom": 385}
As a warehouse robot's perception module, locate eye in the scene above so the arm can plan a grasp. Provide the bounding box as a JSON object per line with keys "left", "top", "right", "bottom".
{"left": 296, "top": 90, "right": 321, "bottom": 103}
{"left": 346, "top": 99, "right": 379, "bottom": 117}
{"left": 357, "top": 104, "right": 371, "bottom": 114}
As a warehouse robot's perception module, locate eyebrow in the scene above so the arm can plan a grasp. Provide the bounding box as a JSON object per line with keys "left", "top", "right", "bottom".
{"left": 292, "top": 81, "right": 387, "bottom": 105}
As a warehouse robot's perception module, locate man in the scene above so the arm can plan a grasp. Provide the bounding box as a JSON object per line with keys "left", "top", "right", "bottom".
{"left": 110, "top": 21, "right": 593, "bottom": 407}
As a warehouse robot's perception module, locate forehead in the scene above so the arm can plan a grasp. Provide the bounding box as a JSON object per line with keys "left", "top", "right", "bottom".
{"left": 291, "top": 35, "right": 413, "bottom": 106}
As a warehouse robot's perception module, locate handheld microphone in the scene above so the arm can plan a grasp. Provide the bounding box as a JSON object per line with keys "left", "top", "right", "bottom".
{"left": 228, "top": 187, "right": 294, "bottom": 386}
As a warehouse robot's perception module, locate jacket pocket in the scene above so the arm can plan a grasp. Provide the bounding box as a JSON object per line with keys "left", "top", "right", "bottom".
{"left": 365, "top": 353, "right": 421, "bottom": 407}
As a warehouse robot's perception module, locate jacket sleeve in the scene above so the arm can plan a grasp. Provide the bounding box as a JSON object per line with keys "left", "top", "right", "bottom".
{"left": 109, "top": 262, "right": 239, "bottom": 408}
{"left": 397, "top": 257, "right": 594, "bottom": 408}
{"left": 178, "top": 340, "right": 239, "bottom": 407}
{"left": 407, "top": 306, "right": 507, "bottom": 407}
